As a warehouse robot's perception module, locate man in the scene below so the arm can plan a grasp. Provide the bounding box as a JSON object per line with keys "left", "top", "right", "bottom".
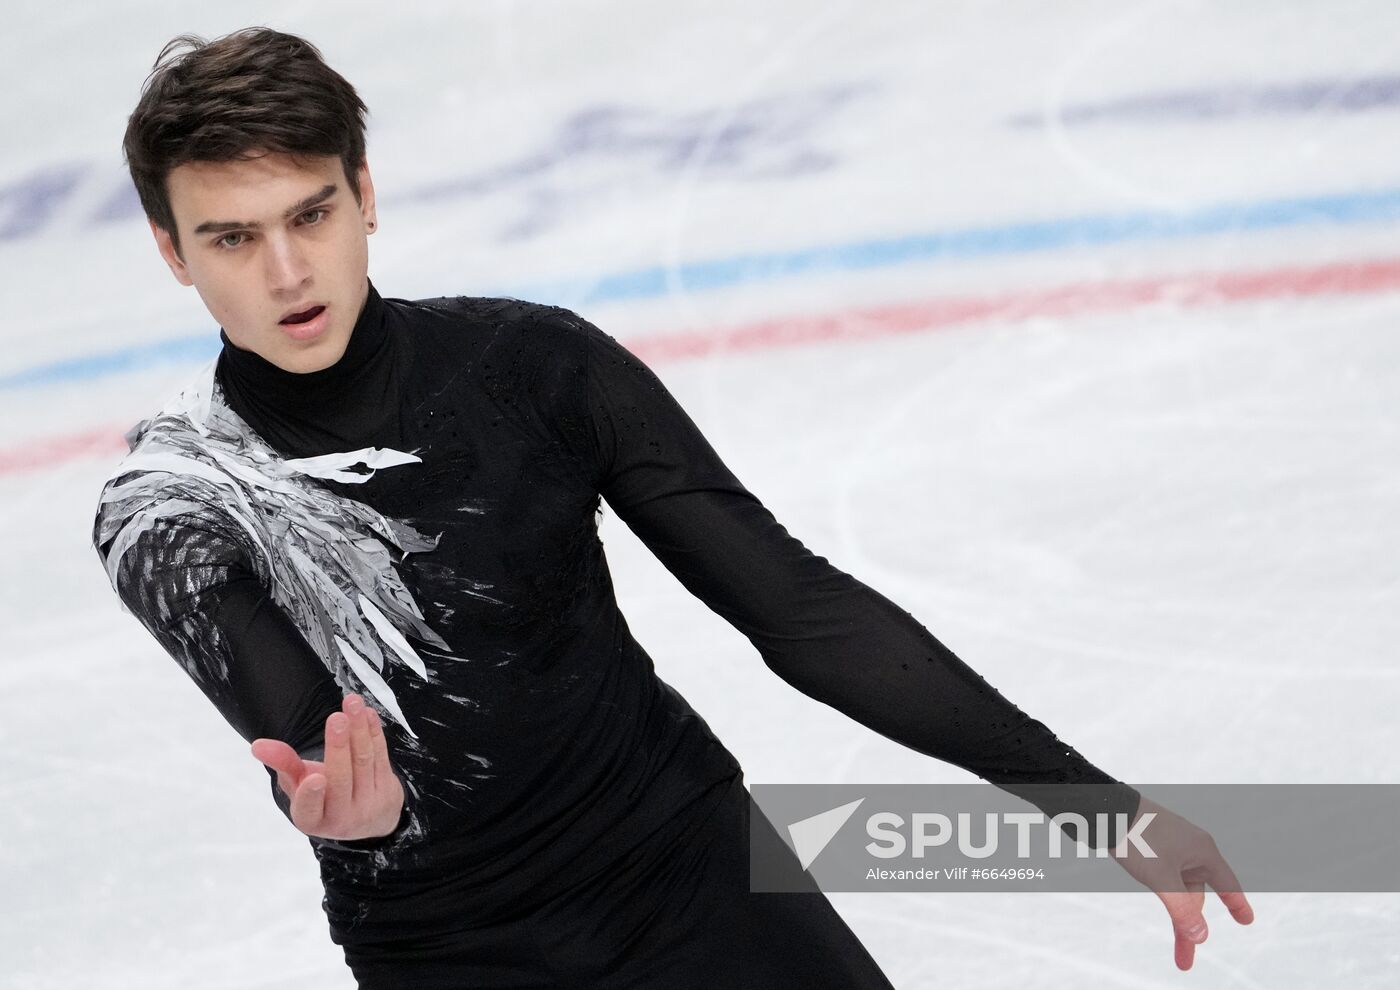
{"left": 93, "top": 27, "right": 1253, "bottom": 988}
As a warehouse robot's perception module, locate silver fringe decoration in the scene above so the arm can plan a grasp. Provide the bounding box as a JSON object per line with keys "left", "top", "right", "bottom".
{"left": 94, "top": 358, "right": 448, "bottom": 739}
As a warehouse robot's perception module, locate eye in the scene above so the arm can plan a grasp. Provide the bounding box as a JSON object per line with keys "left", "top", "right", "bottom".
{"left": 299, "top": 207, "right": 329, "bottom": 225}
{"left": 216, "top": 232, "right": 248, "bottom": 249}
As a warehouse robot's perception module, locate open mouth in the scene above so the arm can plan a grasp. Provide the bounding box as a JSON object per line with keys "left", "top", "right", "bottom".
{"left": 280, "top": 305, "right": 326, "bottom": 325}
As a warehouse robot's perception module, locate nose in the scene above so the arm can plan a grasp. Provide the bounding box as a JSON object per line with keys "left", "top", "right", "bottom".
{"left": 264, "top": 232, "right": 312, "bottom": 295}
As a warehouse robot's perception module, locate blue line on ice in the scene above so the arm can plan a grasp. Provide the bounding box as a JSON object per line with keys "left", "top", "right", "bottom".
{"left": 6, "top": 183, "right": 1400, "bottom": 391}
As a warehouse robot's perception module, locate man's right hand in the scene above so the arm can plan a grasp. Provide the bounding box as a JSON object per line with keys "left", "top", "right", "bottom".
{"left": 250, "top": 692, "right": 405, "bottom": 841}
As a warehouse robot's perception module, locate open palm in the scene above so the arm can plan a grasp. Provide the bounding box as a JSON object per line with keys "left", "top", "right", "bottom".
{"left": 250, "top": 692, "right": 405, "bottom": 842}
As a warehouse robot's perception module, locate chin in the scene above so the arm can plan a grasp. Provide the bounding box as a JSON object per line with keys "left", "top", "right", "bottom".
{"left": 262, "top": 324, "right": 354, "bottom": 373}
{"left": 285, "top": 341, "right": 350, "bottom": 374}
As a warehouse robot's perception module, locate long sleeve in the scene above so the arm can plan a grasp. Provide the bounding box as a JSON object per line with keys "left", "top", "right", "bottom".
{"left": 575, "top": 316, "right": 1140, "bottom": 846}
{"left": 96, "top": 511, "right": 411, "bottom": 845}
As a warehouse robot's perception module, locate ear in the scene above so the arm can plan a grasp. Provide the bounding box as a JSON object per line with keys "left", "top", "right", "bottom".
{"left": 356, "top": 162, "right": 378, "bottom": 233}
{"left": 150, "top": 221, "right": 194, "bottom": 286}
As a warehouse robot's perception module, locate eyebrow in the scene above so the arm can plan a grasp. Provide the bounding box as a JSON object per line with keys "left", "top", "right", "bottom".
{"left": 192, "top": 184, "right": 339, "bottom": 235}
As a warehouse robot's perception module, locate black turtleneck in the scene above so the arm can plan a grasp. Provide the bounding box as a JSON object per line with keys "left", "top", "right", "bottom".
{"left": 216, "top": 283, "right": 406, "bottom": 457}
{"left": 95, "top": 282, "right": 1139, "bottom": 988}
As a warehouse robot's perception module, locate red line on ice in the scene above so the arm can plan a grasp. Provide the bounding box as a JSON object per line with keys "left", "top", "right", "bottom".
{"left": 624, "top": 257, "right": 1400, "bottom": 362}
{"left": 8, "top": 257, "right": 1400, "bottom": 478}
{"left": 0, "top": 426, "right": 130, "bottom": 475}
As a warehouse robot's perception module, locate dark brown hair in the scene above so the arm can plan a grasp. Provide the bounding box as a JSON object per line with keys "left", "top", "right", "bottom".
{"left": 124, "top": 27, "right": 368, "bottom": 249}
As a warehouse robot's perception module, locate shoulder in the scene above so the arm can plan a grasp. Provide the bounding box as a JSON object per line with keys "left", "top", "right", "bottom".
{"left": 96, "top": 482, "right": 259, "bottom": 563}
{"left": 93, "top": 458, "right": 266, "bottom": 598}
{"left": 385, "top": 293, "right": 540, "bottom": 327}
{"left": 386, "top": 293, "right": 626, "bottom": 388}
{"left": 388, "top": 293, "right": 615, "bottom": 350}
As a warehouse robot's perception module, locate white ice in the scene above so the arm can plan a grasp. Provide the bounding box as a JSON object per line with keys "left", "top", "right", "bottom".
{"left": 2, "top": 1, "right": 1397, "bottom": 987}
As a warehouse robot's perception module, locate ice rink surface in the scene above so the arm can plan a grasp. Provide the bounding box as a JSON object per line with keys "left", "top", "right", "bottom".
{"left": 3, "top": 1, "right": 1398, "bottom": 986}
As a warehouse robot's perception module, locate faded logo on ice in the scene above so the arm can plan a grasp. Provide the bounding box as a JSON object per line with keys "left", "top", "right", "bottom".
{"left": 3, "top": 82, "right": 875, "bottom": 243}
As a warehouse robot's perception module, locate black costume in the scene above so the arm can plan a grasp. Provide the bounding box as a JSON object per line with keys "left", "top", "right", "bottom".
{"left": 93, "top": 284, "right": 1139, "bottom": 988}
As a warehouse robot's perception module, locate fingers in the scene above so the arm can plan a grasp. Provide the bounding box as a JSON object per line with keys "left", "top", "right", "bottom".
{"left": 252, "top": 694, "right": 394, "bottom": 840}
{"left": 1158, "top": 884, "right": 1208, "bottom": 972}
{"left": 1218, "top": 888, "right": 1255, "bottom": 926}
{"left": 250, "top": 737, "right": 301, "bottom": 776}
{"left": 1174, "top": 929, "right": 1197, "bottom": 972}
{"left": 1202, "top": 853, "right": 1256, "bottom": 925}
{"left": 250, "top": 738, "right": 305, "bottom": 796}
{"left": 255, "top": 697, "right": 388, "bottom": 838}
{"left": 322, "top": 708, "right": 353, "bottom": 823}
{"left": 366, "top": 704, "right": 393, "bottom": 792}
{"left": 344, "top": 694, "right": 375, "bottom": 800}
{"left": 1132, "top": 803, "right": 1254, "bottom": 971}
{"left": 290, "top": 770, "right": 327, "bottom": 832}
{"left": 1158, "top": 887, "right": 1208, "bottom": 939}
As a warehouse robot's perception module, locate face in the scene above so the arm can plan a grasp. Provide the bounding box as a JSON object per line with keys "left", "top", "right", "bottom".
{"left": 153, "top": 151, "right": 377, "bottom": 374}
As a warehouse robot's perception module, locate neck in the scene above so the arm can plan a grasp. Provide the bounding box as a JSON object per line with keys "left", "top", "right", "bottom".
{"left": 215, "top": 280, "right": 400, "bottom": 455}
